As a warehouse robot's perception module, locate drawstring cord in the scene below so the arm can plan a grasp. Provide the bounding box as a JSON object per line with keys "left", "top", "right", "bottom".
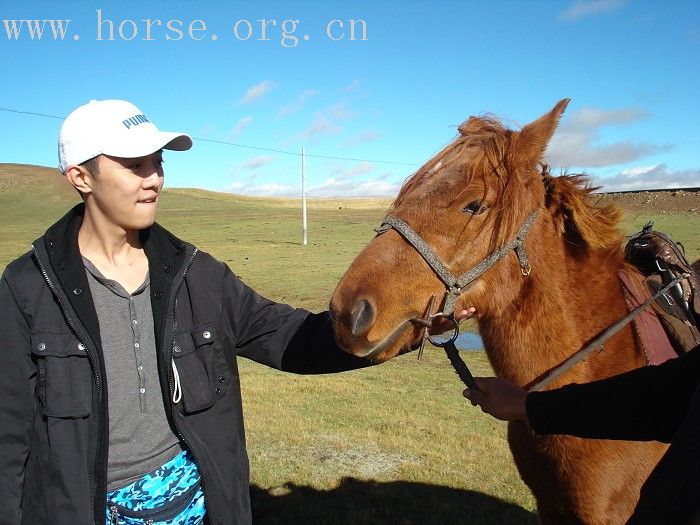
{"left": 172, "top": 359, "right": 182, "bottom": 404}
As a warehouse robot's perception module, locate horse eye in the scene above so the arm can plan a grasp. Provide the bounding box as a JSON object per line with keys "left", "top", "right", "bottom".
{"left": 462, "top": 201, "right": 487, "bottom": 215}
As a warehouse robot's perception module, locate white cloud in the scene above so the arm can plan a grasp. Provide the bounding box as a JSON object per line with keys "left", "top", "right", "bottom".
{"left": 342, "top": 130, "right": 381, "bottom": 149}
{"left": 558, "top": 0, "right": 628, "bottom": 21}
{"left": 341, "top": 78, "right": 362, "bottom": 93}
{"left": 223, "top": 181, "right": 295, "bottom": 197}
{"left": 224, "top": 161, "right": 399, "bottom": 198}
{"left": 308, "top": 177, "right": 400, "bottom": 198}
{"left": 327, "top": 102, "right": 355, "bottom": 120}
{"left": 278, "top": 89, "right": 319, "bottom": 117}
{"left": 237, "top": 80, "right": 277, "bottom": 105}
{"left": 566, "top": 107, "right": 646, "bottom": 128}
{"left": 290, "top": 102, "right": 356, "bottom": 143}
{"left": 328, "top": 161, "right": 375, "bottom": 179}
{"left": 238, "top": 155, "right": 274, "bottom": 170}
{"left": 229, "top": 155, "right": 275, "bottom": 177}
{"left": 544, "top": 106, "right": 668, "bottom": 168}
{"left": 593, "top": 164, "right": 700, "bottom": 192}
{"left": 295, "top": 117, "right": 342, "bottom": 142}
{"left": 229, "top": 116, "right": 253, "bottom": 137}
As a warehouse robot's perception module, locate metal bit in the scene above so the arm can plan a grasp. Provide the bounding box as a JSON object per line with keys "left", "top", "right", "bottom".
{"left": 416, "top": 295, "right": 436, "bottom": 360}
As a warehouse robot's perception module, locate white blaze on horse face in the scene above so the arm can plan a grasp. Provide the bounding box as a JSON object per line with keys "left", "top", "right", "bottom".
{"left": 428, "top": 160, "right": 443, "bottom": 175}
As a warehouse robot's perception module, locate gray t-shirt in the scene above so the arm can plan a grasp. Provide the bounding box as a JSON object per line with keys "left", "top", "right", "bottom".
{"left": 83, "top": 257, "right": 181, "bottom": 490}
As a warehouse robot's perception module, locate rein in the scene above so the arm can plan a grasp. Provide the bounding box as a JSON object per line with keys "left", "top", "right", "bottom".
{"left": 527, "top": 274, "right": 686, "bottom": 392}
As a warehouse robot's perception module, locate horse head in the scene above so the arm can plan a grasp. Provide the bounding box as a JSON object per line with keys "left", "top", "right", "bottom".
{"left": 330, "top": 99, "right": 576, "bottom": 361}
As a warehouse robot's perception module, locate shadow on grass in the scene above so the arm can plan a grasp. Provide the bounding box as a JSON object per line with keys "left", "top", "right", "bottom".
{"left": 251, "top": 477, "right": 537, "bottom": 524}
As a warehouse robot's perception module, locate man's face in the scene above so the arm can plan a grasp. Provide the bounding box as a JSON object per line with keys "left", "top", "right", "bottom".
{"left": 88, "top": 150, "right": 165, "bottom": 231}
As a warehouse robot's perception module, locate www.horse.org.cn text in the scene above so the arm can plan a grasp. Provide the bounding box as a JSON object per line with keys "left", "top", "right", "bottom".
{"left": 1, "top": 10, "right": 369, "bottom": 47}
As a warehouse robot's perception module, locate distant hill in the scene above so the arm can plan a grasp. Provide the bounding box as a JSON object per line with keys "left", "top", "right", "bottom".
{"left": 0, "top": 163, "right": 392, "bottom": 209}
{"left": 0, "top": 163, "right": 78, "bottom": 203}
{"left": 0, "top": 163, "right": 697, "bottom": 215}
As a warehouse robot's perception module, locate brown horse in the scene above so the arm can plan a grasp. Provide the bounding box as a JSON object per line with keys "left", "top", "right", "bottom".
{"left": 329, "top": 100, "right": 670, "bottom": 523}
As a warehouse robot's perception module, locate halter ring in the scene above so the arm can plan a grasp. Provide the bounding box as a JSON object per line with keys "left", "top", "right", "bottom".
{"left": 426, "top": 314, "right": 459, "bottom": 347}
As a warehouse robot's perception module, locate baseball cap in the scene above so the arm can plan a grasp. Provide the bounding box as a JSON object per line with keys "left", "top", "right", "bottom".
{"left": 58, "top": 99, "right": 192, "bottom": 172}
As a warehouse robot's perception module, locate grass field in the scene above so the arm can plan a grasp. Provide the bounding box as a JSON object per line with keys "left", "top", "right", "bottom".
{"left": 1, "top": 164, "right": 698, "bottom": 523}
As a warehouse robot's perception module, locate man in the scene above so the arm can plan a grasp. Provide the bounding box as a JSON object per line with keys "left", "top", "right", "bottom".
{"left": 0, "top": 99, "right": 378, "bottom": 524}
{"left": 463, "top": 344, "right": 700, "bottom": 524}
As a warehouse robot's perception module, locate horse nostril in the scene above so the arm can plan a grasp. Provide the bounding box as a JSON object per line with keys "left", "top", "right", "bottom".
{"left": 350, "top": 298, "right": 375, "bottom": 337}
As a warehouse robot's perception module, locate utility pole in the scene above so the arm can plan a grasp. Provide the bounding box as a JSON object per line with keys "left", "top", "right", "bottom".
{"left": 301, "top": 147, "right": 307, "bottom": 246}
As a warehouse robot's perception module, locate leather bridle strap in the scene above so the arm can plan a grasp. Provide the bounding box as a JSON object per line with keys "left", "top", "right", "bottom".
{"left": 375, "top": 211, "right": 539, "bottom": 314}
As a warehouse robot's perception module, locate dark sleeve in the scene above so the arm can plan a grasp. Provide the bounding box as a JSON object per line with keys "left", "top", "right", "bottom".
{"left": 0, "top": 270, "right": 35, "bottom": 522}
{"left": 221, "top": 265, "right": 372, "bottom": 374}
{"left": 526, "top": 345, "right": 700, "bottom": 442}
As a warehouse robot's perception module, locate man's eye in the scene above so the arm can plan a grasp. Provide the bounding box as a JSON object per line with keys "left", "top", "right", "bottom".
{"left": 462, "top": 201, "right": 487, "bottom": 215}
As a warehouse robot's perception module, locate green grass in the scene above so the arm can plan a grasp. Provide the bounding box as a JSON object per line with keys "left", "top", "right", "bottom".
{"left": 1, "top": 164, "right": 698, "bottom": 523}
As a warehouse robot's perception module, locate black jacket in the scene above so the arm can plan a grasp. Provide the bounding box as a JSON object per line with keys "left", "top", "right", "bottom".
{"left": 0, "top": 204, "right": 369, "bottom": 524}
{"left": 527, "top": 345, "right": 700, "bottom": 524}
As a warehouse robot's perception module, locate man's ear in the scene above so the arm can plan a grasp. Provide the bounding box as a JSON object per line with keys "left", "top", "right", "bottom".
{"left": 64, "top": 165, "right": 93, "bottom": 196}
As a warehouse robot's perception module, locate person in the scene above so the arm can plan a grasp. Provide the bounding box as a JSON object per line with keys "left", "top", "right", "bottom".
{"left": 463, "top": 343, "right": 700, "bottom": 524}
{"left": 0, "top": 99, "right": 471, "bottom": 525}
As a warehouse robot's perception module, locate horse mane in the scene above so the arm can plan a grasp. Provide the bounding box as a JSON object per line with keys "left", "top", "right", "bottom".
{"left": 543, "top": 168, "right": 623, "bottom": 250}
{"left": 391, "top": 114, "right": 624, "bottom": 252}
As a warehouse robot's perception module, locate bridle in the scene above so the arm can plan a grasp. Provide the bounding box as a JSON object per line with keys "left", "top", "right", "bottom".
{"left": 374, "top": 211, "right": 539, "bottom": 384}
{"left": 375, "top": 210, "right": 539, "bottom": 319}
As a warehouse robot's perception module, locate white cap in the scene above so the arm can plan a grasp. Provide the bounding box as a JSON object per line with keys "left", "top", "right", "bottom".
{"left": 58, "top": 99, "right": 192, "bottom": 172}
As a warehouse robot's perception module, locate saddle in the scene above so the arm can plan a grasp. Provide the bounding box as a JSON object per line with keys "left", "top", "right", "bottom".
{"left": 621, "top": 223, "right": 700, "bottom": 362}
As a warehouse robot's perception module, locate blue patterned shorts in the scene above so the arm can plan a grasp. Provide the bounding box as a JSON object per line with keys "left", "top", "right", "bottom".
{"left": 106, "top": 450, "right": 206, "bottom": 525}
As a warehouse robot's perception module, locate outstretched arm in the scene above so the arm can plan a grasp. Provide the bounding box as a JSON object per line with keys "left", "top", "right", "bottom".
{"left": 464, "top": 345, "right": 700, "bottom": 442}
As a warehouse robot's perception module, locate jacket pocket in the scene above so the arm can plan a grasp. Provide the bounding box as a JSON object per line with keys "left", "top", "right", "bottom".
{"left": 172, "top": 321, "right": 225, "bottom": 413}
{"left": 31, "top": 332, "right": 92, "bottom": 418}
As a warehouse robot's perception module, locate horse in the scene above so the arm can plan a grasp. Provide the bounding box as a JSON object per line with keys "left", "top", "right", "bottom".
{"left": 329, "top": 99, "right": 671, "bottom": 523}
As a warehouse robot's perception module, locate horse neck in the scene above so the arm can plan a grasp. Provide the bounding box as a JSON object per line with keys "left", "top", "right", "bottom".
{"left": 478, "top": 223, "right": 641, "bottom": 387}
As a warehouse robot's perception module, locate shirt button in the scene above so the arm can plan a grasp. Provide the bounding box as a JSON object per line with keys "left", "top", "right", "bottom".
{"left": 202, "top": 331, "right": 211, "bottom": 339}
{"left": 140, "top": 388, "right": 146, "bottom": 394}
{"left": 37, "top": 342, "right": 46, "bottom": 351}
{"left": 132, "top": 319, "right": 138, "bottom": 325}
{"left": 73, "top": 288, "right": 83, "bottom": 295}
{"left": 138, "top": 365, "right": 143, "bottom": 371}
{"left": 78, "top": 342, "right": 86, "bottom": 351}
{"left": 173, "top": 346, "right": 181, "bottom": 353}
{"left": 134, "top": 343, "right": 140, "bottom": 348}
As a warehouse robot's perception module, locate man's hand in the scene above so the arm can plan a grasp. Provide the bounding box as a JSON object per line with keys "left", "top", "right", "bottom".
{"left": 463, "top": 377, "right": 528, "bottom": 422}
{"left": 428, "top": 307, "right": 476, "bottom": 334}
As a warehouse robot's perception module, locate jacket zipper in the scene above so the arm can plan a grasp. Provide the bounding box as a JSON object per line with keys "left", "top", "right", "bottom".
{"left": 163, "top": 248, "right": 208, "bottom": 498}
{"left": 168, "top": 247, "right": 197, "bottom": 442}
{"left": 31, "top": 245, "right": 105, "bottom": 516}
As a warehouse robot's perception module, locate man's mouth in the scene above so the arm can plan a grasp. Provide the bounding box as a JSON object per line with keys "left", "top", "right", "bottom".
{"left": 138, "top": 197, "right": 158, "bottom": 204}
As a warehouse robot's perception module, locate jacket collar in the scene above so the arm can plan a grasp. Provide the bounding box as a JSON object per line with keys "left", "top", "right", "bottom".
{"left": 36, "top": 203, "right": 194, "bottom": 353}
{"left": 39, "top": 203, "right": 191, "bottom": 274}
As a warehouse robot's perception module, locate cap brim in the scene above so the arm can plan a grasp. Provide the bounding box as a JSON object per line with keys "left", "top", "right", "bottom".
{"left": 162, "top": 132, "right": 193, "bottom": 152}
{"left": 103, "top": 131, "right": 193, "bottom": 159}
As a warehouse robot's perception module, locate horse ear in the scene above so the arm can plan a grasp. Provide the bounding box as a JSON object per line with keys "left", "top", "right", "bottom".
{"left": 512, "top": 98, "right": 570, "bottom": 168}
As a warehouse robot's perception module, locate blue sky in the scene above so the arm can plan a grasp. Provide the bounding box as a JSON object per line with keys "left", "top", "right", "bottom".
{"left": 1, "top": 0, "right": 698, "bottom": 196}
